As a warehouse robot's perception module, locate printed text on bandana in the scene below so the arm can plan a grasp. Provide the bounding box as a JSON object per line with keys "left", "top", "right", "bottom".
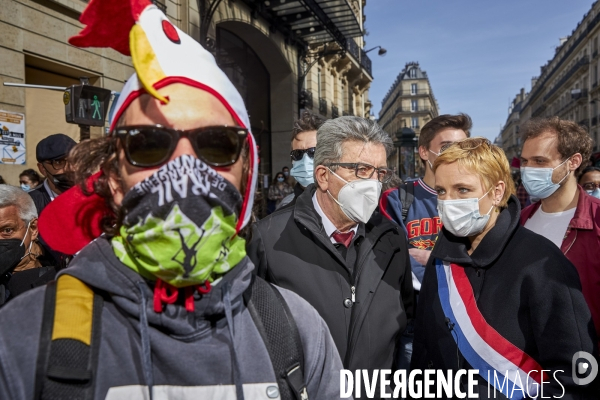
{"left": 134, "top": 156, "right": 229, "bottom": 206}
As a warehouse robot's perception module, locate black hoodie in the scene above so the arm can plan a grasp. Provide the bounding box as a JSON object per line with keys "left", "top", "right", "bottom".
{"left": 411, "top": 195, "right": 599, "bottom": 399}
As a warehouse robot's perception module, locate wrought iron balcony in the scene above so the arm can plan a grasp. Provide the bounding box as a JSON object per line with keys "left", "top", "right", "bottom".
{"left": 332, "top": 105, "right": 339, "bottom": 118}
{"left": 346, "top": 39, "right": 360, "bottom": 62}
{"left": 299, "top": 89, "right": 313, "bottom": 109}
{"left": 319, "top": 97, "right": 328, "bottom": 116}
{"left": 360, "top": 49, "right": 372, "bottom": 76}
{"left": 543, "top": 56, "right": 589, "bottom": 102}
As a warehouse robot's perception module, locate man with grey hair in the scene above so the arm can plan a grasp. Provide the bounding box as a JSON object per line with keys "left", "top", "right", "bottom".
{"left": 248, "top": 116, "right": 413, "bottom": 379}
{"left": 0, "top": 185, "right": 56, "bottom": 305}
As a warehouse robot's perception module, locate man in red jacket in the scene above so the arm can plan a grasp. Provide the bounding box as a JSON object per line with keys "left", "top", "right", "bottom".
{"left": 519, "top": 116, "right": 600, "bottom": 349}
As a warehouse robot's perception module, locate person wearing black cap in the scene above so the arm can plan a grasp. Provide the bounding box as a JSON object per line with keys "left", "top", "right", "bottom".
{"left": 29, "top": 133, "right": 76, "bottom": 214}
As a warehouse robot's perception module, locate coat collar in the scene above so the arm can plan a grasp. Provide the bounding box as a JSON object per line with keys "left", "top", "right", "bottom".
{"left": 521, "top": 185, "right": 596, "bottom": 230}
{"left": 431, "top": 195, "right": 521, "bottom": 269}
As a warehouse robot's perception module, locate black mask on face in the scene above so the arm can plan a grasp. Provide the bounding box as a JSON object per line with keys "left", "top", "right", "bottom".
{"left": 0, "top": 239, "right": 25, "bottom": 276}
{"left": 42, "top": 164, "right": 74, "bottom": 193}
{"left": 51, "top": 173, "right": 74, "bottom": 192}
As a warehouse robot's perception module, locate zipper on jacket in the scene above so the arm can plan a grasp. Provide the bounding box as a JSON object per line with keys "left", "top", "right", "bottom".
{"left": 351, "top": 286, "right": 356, "bottom": 303}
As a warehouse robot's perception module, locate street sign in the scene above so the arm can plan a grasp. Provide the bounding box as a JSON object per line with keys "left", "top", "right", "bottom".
{"left": 64, "top": 84, "right": 111, "bottom": 126}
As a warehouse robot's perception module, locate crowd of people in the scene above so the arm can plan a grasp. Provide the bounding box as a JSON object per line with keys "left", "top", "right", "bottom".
{"left": 0, "top": 0, "right": 599, "bottom": 399}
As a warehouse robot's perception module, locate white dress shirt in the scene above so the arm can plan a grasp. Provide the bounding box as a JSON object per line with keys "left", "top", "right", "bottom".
{"left": 312, "top": 193, "right": 358, "bottom": 244}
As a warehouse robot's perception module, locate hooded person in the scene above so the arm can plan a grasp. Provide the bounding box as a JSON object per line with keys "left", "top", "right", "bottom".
{"left": 0, "top": 1, "right": 343, "bottom": 399}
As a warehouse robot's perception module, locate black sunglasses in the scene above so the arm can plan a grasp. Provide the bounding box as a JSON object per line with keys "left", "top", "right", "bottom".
{"left": 113, "top": 125, "right": 248, "bottom": 168}
{"left": 290, "top": 147, "right": 316, "bottom": 161}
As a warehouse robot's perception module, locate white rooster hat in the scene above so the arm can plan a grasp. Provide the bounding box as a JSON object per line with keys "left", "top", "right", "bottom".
{"left": 69, "top": 0, "right": 258, "bottom": 232}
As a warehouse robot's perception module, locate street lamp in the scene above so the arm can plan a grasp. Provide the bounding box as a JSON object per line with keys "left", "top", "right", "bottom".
{"left": 364, "top": 46, "right": 387, "bottom": 56}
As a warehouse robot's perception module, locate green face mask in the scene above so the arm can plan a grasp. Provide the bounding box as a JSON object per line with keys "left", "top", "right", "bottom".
{"left": 111, "top": 155, "right": 246, "bottom": 288}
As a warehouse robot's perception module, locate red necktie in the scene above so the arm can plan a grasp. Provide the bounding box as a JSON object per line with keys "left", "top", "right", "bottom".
{"left": 332, "top": 231, "right": 355, "bottom": 248}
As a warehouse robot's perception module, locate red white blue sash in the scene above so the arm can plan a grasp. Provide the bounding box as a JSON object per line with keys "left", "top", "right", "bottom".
{"left": 435, "top": 259, "right": 544, "bottom": 399}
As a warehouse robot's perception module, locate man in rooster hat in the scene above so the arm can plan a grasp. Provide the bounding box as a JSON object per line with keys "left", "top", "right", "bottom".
{"left": 0, "top": 0, "right": 344, "bottom": 399}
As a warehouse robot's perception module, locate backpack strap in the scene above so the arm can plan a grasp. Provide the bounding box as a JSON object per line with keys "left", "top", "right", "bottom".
{"left": 244, "top": 276, "right": 308, "bottom": 400}
{"left": 34, "top": 275, "right": 103, "bottom": 400}
{"left": 400, "top": 181, "right": 416, "bottom": 223}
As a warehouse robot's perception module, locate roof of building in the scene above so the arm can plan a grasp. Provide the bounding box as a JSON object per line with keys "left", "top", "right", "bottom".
{"left": 381, "top": 62, "right": 428, "bottom": 106}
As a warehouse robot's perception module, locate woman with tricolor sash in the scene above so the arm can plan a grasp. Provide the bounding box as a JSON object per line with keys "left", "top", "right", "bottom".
{"left": 410, "top": 137, "right": 598, "bottom": 399}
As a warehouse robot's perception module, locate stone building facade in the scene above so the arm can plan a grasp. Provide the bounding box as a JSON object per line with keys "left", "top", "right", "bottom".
{"left": 500, "top": 1, "right": 600, "bottom": 159}
{"left": 0, "top": 0, "right": 373, "bottom": 185}
{"left": 378, "top": 62, "right": 439, "bottom": 177}
{"left": 498, "top": 88, "right": 528, "bottom": 163}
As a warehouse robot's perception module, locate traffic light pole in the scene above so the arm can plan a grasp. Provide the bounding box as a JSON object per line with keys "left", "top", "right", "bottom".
{"left": 79, "top": 125, "right": 90, "bottom": 141}
{"left": 4, "top": 80, "right": 112, "bottom": 142}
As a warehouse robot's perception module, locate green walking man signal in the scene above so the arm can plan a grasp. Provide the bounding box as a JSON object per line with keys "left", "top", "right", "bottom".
{"left": 64, "top": 84, "right": 111, "bottom": 127}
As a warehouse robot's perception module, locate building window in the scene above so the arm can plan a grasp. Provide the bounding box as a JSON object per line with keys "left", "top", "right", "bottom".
{"left": 411, "top": 83, "right": 417, "bottom": 95}
{"left": 411, "top": 117, "right": 419, "bottom": 129}
{"left": 317, "top": 68, "right": 322, "bottom": 97}
{"left": 411, "top": 99, "right": 418, "bottom": 111}
{"left": 409, "top": 68, "right": 416, "bottom": 78}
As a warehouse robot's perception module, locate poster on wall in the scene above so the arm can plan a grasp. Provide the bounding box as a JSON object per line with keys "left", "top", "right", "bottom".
{"left": 0, "top": 110, "right": 26, "bottom": 165}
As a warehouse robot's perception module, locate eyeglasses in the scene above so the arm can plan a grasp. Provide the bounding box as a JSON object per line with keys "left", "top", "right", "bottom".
{"left": 290, "top": 147, "right": 316, "bottom": 161}
{"left": 582, "top": 182, "right": 600, "bottom": 191}
{"left": 43, "top": 158, "right": 67, "bottom": 170}
{"left": 326, "top": 162, "right": 393, "bottom": 183}
{"left": 113, "top": 125, "right": 248, "bottom": 168}
{"left": 440, "top": 138, "right": 492, "bottom": 153}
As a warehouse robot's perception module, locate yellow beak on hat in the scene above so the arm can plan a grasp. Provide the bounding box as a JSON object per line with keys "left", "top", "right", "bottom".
{"left": 130, "top": 24, "right": 169, "bottom": 104}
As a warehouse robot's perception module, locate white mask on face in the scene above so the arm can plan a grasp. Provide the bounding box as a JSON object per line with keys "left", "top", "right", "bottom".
{"left": 427, "top": 149, "right": 441, "bottom": 170}
{"left": 327, "top": 168, "right": 382, "bottom": 224}
{"left": 437, "top": 188, "right": 495, "bottom": 237}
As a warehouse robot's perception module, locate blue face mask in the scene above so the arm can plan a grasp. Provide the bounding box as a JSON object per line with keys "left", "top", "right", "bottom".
{"left": 277, "top": 177, "right": 284, "bottom": 183}
{"left": 586, "top": 188, "right": 600, "bottom": 199}
{"left": 520, "top": 158, "right": 571, "bottom": 200}
{"left": 290, "top": 153, "right": 314, "bottom": 188}
{"left": 21, "top": 184, "right": 31, "bottom": 192}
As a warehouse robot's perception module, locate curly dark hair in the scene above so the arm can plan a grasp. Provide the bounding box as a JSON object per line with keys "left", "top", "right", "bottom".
{"left": 521, "top": 117, "right": 593, "bottom": 174}
{"left": 19, "top": 169, "right": 42, "bottom": 186}
{"left": 68, "top": 137, "right": 121, "bottom": 235}
{"left": 291, "top": 111, "right": 326, "bottom": 142}
{"left": 67, "top": 135, "right": 251, "bottom": 237}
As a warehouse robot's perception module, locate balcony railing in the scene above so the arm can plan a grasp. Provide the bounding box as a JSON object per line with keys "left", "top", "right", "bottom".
{"left": 332, "top": 105, "right": 339, "bottom": 119}
{"left": 299, "top": 89, "right": 313, "bottom": 109}
{"left": 543, "top": 56, "right": 589, "bottom": 102}
{"left": 345, "top": 39, "right": 372, "bottom": 77}
{"left": 346, "top": 39, "right": 360, "bottom": 62}
{"left": 319, "top": 97, "right": 328, "bottom": 116}
{"left": 532, "top": 104, "right": 547, "bottom": 118}
{"left": 360, "top": 49, "right": 372, "bottom": 76}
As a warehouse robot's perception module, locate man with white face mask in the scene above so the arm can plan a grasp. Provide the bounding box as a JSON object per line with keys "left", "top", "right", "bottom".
{"left": 519, "top": 116, "right": 600, "bottom": 351}
{"left": 248, "top": 116, "right": 414, "bottom": 384}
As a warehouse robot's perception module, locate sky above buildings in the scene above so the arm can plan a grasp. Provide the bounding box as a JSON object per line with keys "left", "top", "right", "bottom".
{"left": 365, "top": 0, "right": 596, "bottom": 140}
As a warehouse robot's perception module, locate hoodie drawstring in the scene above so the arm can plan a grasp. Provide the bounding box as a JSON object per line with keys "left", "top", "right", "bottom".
{"left": 137, "top": 282, "right": 154, "bottom": 400}
{"left": 223, "top": 283, "right": 245, "bottom": 400}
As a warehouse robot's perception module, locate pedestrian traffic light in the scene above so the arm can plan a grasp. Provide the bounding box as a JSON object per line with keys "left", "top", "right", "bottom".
{"left": 64, "top": 84, "right": 111, "bottom": 126}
